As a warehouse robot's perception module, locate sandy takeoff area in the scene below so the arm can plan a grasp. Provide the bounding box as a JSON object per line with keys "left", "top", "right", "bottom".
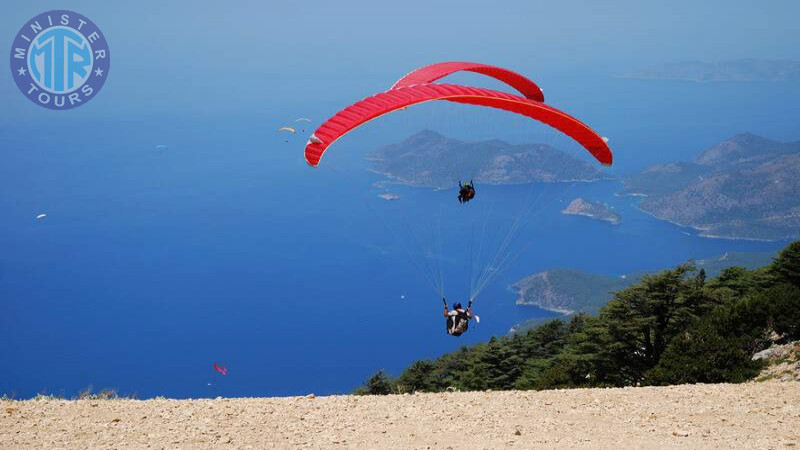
{"left": 2, "top": 382, "right": 799, "bottom": 449}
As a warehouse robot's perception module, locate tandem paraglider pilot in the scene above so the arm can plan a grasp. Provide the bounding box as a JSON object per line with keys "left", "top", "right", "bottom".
{"left": 443, "top": 298, "right": 475, "bottom": 336}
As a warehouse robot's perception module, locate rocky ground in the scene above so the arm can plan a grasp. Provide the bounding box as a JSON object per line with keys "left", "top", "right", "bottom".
{"left": 2, "top": 382, "right": 799, "bottom": 449}
{"left": 755, "top": 340, "right": 800, "bottom": 382}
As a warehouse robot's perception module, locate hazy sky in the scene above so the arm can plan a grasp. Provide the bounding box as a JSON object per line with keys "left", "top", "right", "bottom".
{"left": 3, "top": 0, "right": 799, "bottom": 120}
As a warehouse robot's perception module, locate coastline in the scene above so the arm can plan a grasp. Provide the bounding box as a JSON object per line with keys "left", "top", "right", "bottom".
{"left": 367, "top": 168, "right": 612, "bottom": 190}
{"left": 561, "top": 210, "right": 621, "bottom": 225}
{"left": 632, "top": 203, "right": 784, "bottom": 242}
{"left": 511, "top": 282, "right": 576, "bottom": 316}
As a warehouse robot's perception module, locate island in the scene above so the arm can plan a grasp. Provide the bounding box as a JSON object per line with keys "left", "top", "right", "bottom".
{"left": 622, "top": 133, "right": 800, "bottom": 241}
{"left": 366, "top": 130, "right": 612, "bottom": 189}
{"left": 621, "top": 59, "right": 800, "bottom": 82}
{"left": 561, "top": 198, "right": 621, "bottom": 225}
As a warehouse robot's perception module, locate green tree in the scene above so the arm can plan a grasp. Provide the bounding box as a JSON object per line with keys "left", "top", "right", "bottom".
{"left": 644, "top": 277, "right": 799, "bottom": 385}
{"left": 646, "top": 313, "right": 763, "bottom": 385}
{"left": 533, "top": 315, "right": 614, "bottom": 389}
{"left": 514, "top": 318, "right": 576, "bottom": 389}
{"left": 476, "top": 337, "right": 524, "bottom": 389}
{"left": 436, "top": 347, "right": 476, "bottom": 390}
{"left": 770, "top": 241, "right": 800, "bottom": 287}
{"left": 760, "top": 283, "right": 800, "bottom": 340}
{"left": 354, "top": 370, "right": 396, "bottom": 395}
{"left": 708, "top": 266, "right": 772, "bottom": 299}
{"left": 396, "top": 360, "right": 436, "bottom": 393}
{"left": 533, "top": 356, "right": 593, "bottom": 389}
{"left": 596, "top": 264, "right": 712, "bottom": 384}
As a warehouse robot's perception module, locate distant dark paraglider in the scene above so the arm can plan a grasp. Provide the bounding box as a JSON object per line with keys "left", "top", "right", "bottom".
{"left": 278, "top": 126, "right": 297, "bottom": 143}
{"left": 458, "top": 181, "right": 476, "bottom": 204}
{"left": 304, "top": 62, "right": 612, "bottom": 167}
{"left": 213, "top": 363, "right": 228, "bottom": 375}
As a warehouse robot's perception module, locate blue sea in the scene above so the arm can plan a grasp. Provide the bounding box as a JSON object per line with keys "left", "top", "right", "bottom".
{"left": 1, "top": 77, "right": 796, "bottom": 399}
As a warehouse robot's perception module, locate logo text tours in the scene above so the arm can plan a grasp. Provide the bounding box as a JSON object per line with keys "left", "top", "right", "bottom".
{"left": 9, "top": 10, "right": 110, "bottom": 110}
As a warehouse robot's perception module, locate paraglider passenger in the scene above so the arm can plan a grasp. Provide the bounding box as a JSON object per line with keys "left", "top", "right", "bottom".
{"left": 443, "top": 298, "right": 474, "bottom": 336}
{"left": 458, "top": 180, "right": 476, "bottom": 204}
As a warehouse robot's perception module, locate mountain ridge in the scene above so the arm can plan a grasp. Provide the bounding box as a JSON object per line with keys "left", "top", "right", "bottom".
{"left": 367, "top": 130, "right": 612, "bottom": 189}
{"left": 622, "top": 133, "right": 800, "bottom": 241}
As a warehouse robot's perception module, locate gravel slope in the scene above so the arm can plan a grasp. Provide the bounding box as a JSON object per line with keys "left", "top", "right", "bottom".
{"left": 2, "top": 382, "right": 798, "bottom": 449}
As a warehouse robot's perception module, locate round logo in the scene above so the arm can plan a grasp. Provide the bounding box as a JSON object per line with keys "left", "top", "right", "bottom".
{"left": 9, "top": 10, "right": 110, "bottom": 110}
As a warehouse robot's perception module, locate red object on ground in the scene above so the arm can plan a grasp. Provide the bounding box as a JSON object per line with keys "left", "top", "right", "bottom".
{"left": 390, "top": 61, "right": 545, "bottom": 102}
{"left": 304, "top": 83, "right": 612, "bottom": 167}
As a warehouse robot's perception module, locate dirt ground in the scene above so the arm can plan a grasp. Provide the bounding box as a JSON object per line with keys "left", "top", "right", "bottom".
{"left": 2, "top": 382, "right": 799, "bottom": 449}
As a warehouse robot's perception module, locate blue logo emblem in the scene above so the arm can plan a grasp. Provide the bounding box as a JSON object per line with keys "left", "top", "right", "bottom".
{"left": 9, "top": 10, "right": 110, "bottom": 110}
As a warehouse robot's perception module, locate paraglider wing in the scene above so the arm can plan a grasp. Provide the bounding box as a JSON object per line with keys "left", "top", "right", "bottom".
{"left": 305, "top": 84, "right": 612, "bottom": 167}
{"left": 278, "top": 126, "right": 297, "bottom": 134}
{"left": 390, "top": 62, "right": 545, "bottom": 102}
{"left": 294, "top": 118, "right": 312, "bottom": 123}
{"left": 213, "top": 363, "right": 228, "bottom": 375}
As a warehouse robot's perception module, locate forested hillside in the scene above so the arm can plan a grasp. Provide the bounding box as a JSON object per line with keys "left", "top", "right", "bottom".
{"left": 357, "top": 242, "right": 800, "bottom": 394}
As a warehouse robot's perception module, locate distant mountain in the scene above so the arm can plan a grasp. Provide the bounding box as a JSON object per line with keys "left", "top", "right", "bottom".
{"left": 562, "top": 198, "right": 621, "bottom": 225}
{"left": 622, "top": 59, "right": 800, "bottom": 82}
{"left": 622, "top": 133, "right": 800, "bottom": 241}
{"left": 366, "top": 130, "right": 611, "bottom": 189}
{"left": 510, "top": 250, "right": 777, "bottom": 333}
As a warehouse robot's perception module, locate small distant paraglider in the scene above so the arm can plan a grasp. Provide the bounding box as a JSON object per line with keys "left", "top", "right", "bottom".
{"left": 278, "top": 126, "right": 296, "bottom": 143}
{"left": 154, "top": 144, "right": 168, "bottom": 151}
{"left": 213, "top": 363, "right": 228, "bottom": 375}
{"left": 35, "top": 213, "right": 47, "bottom": 220}
{"left": 294, "top": 118, "right": 312, "bottom": 132}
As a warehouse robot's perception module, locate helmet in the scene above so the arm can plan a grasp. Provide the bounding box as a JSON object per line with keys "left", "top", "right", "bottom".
{"left": 453, "top": 302, "right": 462, "bottom": 310}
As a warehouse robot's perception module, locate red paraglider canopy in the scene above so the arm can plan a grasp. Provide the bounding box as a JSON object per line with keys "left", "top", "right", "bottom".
{"left": 213, "top": 363, "right": 228, "bottom": 375}
{"left": 305, "top": 83, "right": 612, "bottom": 167}
{"left": 390, "top": 61, "right": 545, "bottom": 102}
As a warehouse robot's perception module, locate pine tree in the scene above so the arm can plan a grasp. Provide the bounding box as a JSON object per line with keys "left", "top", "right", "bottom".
{"left": 354, "top": 370, "right": 396, "bottom": 395}
{"left": 771, "top": 241, "right": 800, "bottom": 287}
{"left": 597, "top": 263, "right": 712, "bottom": 383}
{"left": 396, "top": 361, "right": 436, "bottom": 393}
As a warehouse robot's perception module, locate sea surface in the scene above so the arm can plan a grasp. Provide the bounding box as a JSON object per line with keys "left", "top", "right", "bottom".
{"left": 0, "top": 77, "right": 796, "bottom": 398}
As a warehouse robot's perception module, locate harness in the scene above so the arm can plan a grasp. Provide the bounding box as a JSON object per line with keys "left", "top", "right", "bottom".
{"left": 464, "top": 186, "right": 475, "bottom": 200}
{"left": 458, "top": 185, "right": 475, "bottom": 203}
{"left": 447, "top": 310, "right": 470, "bottom": 336}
